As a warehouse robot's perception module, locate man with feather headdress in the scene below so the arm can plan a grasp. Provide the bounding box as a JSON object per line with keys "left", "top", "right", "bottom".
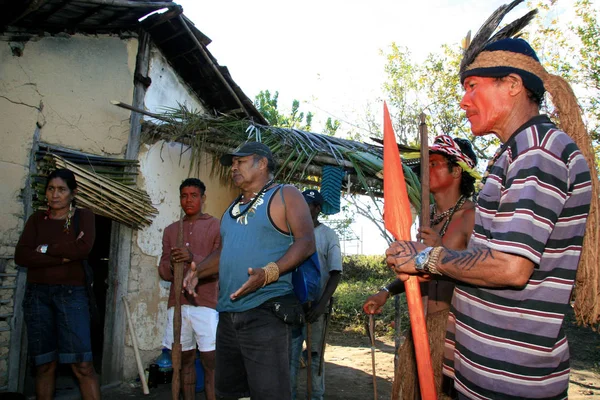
{"left": 386, "top": 0, "right": 599, "bottom": 398}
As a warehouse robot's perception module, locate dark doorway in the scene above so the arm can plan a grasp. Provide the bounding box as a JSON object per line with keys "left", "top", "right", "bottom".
{"left": 88, "top": 214, "right": 111, "bottom": 372}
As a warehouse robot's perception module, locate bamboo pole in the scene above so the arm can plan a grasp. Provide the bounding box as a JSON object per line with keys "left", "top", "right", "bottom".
{"left": 122, "top": 296, "right": 150, "bottom": 395}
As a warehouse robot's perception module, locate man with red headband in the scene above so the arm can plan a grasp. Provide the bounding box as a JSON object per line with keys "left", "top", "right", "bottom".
{"left": 363, "top": 135, "right": 478, "bottom": 398}
{"left": 386, "top": 1, "right": 598, "bottom": 398}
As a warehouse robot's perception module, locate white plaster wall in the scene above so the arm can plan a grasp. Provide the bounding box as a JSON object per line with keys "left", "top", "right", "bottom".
{"left": 144, "top": 46, "right": 204, "bottom": 119}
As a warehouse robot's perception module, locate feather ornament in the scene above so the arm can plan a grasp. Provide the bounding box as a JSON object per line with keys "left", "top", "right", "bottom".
{"left": 459, "top": 0, "right": 537, "bottom": 75}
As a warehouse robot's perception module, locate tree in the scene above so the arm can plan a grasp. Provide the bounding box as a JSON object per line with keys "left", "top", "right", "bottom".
{"left": 528, "top": 0, "right": 600, "bottom": 166}
{"left": 254, "top": 90, "right": 313, "bottom": 131}
{"left": 350, "top": 0, "right": 600, "bottom": 245}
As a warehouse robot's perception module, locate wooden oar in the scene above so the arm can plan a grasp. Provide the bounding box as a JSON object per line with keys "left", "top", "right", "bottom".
{"left": 383, "top": 103, "right": 436, "bottom": 399}
{"left": 171, "top": 218, "right": 184, "bottom": 400}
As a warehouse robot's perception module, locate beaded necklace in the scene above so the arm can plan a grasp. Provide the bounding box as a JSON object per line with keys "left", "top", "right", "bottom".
{"left": 229, "top": 179, "right": 274, "bottom": 220}
{"left": 431, "top": 195, "right": 467, "bottom": 237}
{"left": 431, "top": 195, "right": 466, "bottom": 226}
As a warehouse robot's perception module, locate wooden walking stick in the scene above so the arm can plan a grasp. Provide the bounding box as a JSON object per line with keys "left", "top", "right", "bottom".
{"left": 368, "top": 314, "right": 377, "bottom": 400}
{"left": 318, "top": 297, "right": 334, "bottom": 376}
{"left": 171, "top": 218, "right": 185, "bottom": 400}
{"left": 306, "top": 302, "right": 313, "bottom": 399}
{"left": 383, "top": 103, "right": 436, "bottom": 399}
{"left": 123, "top": 296, "right": 150, "bottom": 395}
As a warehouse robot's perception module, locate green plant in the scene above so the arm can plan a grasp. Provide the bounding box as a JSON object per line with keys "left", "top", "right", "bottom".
{"left": 332, "top": 255, "right": 409, "bottom": 337}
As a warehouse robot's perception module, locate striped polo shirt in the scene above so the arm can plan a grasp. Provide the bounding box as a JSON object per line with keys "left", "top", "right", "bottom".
{"left": 443, "top": 116, "right": 592, "bottom": 399}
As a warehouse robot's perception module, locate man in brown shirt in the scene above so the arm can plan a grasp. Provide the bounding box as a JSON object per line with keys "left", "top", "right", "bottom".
{"left": 159, "top": 178, "right": 220, "bottom": 400}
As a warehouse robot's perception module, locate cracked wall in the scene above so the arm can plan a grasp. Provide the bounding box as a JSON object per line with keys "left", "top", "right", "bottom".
{"left": 0, "top": 34, "right": 137, "bottom": 252}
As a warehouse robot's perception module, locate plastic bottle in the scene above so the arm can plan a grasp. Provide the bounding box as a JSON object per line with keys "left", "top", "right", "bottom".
{"left": 156, "top": 348, "right": 173, "bottom": 384}
{"left": 195, "top": 350, "right": 205, "bottom": 392}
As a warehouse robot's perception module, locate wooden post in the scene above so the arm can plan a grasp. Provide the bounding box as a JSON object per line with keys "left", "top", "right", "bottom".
{"left": 102, "top": 29, "right": 151, "bottom": 386}
{"left": 171, "top": 218, "right": 184, "bottom": 400}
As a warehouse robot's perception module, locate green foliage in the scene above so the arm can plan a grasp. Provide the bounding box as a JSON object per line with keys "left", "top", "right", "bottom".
{"left": 332, "top": 255, "right": 409, "bottom": 336}
{"left": 254, "top": 89, "right": 342, "bottom": 135}
{"left": 380, "top": 43, "right": 500, "bottom": 164}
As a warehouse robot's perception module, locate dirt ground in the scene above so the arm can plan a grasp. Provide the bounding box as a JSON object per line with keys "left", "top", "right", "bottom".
{"left": 106, "top": 308, "right": 599, "bottom": 399}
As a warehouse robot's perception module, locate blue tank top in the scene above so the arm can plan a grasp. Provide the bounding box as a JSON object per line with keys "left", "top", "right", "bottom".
{"left": 217, "top": 185, "right": 293, "bottom": 312}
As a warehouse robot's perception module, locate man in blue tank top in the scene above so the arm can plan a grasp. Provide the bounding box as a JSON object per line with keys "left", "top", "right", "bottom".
{"left": 183, "top": 142, "right": 315, "bottom": 400}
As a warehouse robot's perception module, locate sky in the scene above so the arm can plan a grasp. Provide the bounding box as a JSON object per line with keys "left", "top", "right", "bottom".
{"left": 176, "top": 0, "right": 513, "bottom": 133}
{"left": 171, "top": 0, "right": 580, "bottom": 254}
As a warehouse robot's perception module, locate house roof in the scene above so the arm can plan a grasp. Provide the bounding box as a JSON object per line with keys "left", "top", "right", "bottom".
{"left": 0, "top": 0, "right": 173, "bottom": 34}
{"left": 0, "top": 0, "right": 266, "bottom": 123}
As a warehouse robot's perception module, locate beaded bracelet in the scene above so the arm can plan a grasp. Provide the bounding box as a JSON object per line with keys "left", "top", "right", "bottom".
{"left": 262, "top": 262, "right": 280, "bottom": 287}
{"left": 425, "top": 246, "right": 443, "bottom": 275}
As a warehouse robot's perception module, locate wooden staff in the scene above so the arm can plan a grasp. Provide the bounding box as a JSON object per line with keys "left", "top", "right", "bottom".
{"left": 369, "top": 314, "right": 377, "bottom": 399}
{"left": 122, "top": 296, "right": 149, "bottom": 395}
{"left": 171, "top": 218, "right": 185, "bottom": 400}
{"left": 419, "top": 113, "right": 430, "bottom": 228}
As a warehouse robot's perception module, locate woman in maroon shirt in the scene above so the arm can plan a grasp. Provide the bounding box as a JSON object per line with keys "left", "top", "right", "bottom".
{"left": 15, "top": 169, "right": 100, "bottom": 400}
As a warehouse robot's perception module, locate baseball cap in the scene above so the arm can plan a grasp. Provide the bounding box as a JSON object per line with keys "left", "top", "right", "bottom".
{"left": 302, "top": 189, "right": 324, "bottom": 205}
{"left": 220, "top": 142, "right": 274, "bottom": 166}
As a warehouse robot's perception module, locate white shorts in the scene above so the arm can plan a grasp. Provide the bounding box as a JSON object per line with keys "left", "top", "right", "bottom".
{"left": 162, "top": 305, "right": 218, "bottom": 352}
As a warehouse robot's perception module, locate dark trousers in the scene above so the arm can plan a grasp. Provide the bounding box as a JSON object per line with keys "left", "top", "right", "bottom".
{"left": 216, "top": 306, "right": 292, "bottom": 400}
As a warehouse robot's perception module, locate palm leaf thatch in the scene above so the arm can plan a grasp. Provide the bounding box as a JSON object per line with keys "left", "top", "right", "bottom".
{"left": 140, "top": 104, "right": 423, "bottom": 209}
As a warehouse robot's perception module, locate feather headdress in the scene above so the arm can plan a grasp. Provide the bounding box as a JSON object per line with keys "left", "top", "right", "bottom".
{"left": 460, "top": 0, "right": 537, "bottom": 76}
{"left": 461, "top": 0, "right": 600, "bottom": 330}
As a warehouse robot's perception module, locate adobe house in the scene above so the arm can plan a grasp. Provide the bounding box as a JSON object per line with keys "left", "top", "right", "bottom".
{"left": 0, "top": 0, "right": 266, "bottom": 392}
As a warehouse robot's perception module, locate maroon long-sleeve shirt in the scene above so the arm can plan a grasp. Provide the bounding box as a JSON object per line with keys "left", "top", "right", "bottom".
{"left": 158, "top": 214, "right": 220, "bottom": 309}
{"left": 15, "top": 209, "right": 95, "bottom": 286}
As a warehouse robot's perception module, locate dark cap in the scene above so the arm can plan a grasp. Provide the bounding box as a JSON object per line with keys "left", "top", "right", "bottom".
{"left": 302, "top": 189, "right": 323, "bottom": 205}
{"left": 220, "top": 142, "right": 274, "bottom": 166}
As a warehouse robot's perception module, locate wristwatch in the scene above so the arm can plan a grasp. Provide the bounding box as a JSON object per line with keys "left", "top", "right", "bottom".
{"left": 414, "top": 247, "right": 433, "bottom": 272}
{"left": 39, "top": 244, "right": 48, "bottom": 254}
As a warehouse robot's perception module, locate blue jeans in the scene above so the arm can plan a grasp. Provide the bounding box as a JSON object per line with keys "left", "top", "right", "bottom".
{"left": 23, "top": 284, "right": 93, "bottom": 366}
{"left": 215, "top": 304, "right": 292, "bottom": 400}
{"left": 290, "top": 314, "right": 326, "bottom": 400}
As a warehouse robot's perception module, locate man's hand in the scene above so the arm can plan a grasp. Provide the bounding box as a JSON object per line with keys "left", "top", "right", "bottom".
{"left": 230, "top": 268, "right": 266, "bottom": 300}
{"left": 417, "top": 227, "right": 442, "bottom": 247}
{"left": 171, "top": 247, "right": 193, "bottom": 264}
{"left": 306, "top": 301, "right": 328, "bottom": 323}
{"left": 362, "top": 290, "right": 390, "bottom": 315}
{"left": 385, "top": 240, "right": 427, "bottom": 280}
{"left": 183, "top": 261, "right": 199, "bottom": 296}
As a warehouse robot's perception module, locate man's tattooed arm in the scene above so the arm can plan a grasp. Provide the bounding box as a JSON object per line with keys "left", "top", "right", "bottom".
{"left": 437, "top": 244, "right": 534, "bottom": 288}
{"left": 441, "top": 245, "right": 494, "bottom": 271}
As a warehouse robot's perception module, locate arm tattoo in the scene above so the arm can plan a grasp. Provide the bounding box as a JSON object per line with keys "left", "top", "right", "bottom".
{"left": 392, "top": 241, "right": 420, "bottom": 268}
{"left": 441, "top": 245, "right": 494, "bottom": 271}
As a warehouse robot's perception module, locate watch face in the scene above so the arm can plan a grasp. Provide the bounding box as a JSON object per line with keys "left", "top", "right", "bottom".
{"left": 415, "top": 252, "right": 427, "bottom": 270}
{"left": 415, "top": 248, "right": 432, "bottom": 271}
